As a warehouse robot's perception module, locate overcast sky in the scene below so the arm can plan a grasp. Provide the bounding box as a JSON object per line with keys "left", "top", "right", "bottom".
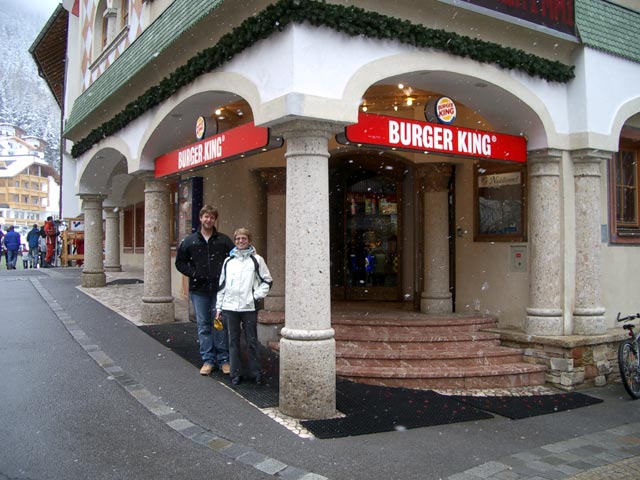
{"left": 2, "top": 0, "right": 62, "bottom": 17}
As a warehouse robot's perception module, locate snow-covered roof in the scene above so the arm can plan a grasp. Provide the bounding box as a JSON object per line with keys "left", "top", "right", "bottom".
{"left": 0, "top": 156, "right": 53, "bottom": 178}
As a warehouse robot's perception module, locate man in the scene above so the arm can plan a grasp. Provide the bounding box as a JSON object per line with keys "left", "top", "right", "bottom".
{"left": 26, "top": 224, "right": 40, "bottom": 268}
{"left": 3, "top": 226, "right": 21, "bottom": 270}
{"left": 175, "top": 205, "right": 234, "bottom": 376}
{"left": 43, "top": 216, "right": 57, "bottom": 267}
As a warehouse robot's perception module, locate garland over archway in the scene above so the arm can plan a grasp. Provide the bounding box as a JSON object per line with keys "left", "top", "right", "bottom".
{"left": 71, "top": 0, "right": 574, "bottom": 158}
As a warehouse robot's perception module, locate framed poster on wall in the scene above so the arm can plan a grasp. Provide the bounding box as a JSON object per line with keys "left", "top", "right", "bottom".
{"left": 474, "top": 165, "right": 526, "bottom": 242}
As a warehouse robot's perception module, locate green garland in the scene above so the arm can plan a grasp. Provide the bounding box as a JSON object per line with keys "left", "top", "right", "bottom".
{"left": 71, "top": 0, "right": 574, "bottom": 158}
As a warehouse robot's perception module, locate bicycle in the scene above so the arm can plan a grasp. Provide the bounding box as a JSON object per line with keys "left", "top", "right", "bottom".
{"left": 617, "top": 312, "right": 640, "bottom": 399}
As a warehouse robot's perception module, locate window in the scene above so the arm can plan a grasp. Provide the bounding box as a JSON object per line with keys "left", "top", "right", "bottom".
{"left": 123, "top": 207, "right": 134, "bottom": 249}
{"left": 121, "top": 0, "right": 129, "bottom": 29}
{"left": 474, "top": 162, "right": 527, "bottom": 242}
{"left": 135, "top": 204, "right": 145, "bottom": 251}
{"left": 610, "top": 139, "right": 640, "bottom": 243}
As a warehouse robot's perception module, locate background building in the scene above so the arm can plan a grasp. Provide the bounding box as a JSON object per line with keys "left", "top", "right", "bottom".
{"left": 0, "top": 122, "right": 60, "bottom": 232}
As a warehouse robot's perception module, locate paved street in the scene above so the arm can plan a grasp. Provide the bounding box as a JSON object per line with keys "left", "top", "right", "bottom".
{"left": 2, "top": 266, "right": 640, "bottom": 480}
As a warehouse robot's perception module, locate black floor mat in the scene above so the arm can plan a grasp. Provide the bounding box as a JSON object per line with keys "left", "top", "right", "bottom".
{"left": 139, "top": 322, "right": 279, "bottom": 408}
{"left": 452, "top": 392, "right": 604, "bottom": 419}
{"left": 138, "top": 321, "right": 602, "bottom": 438}
{"left": 301, "top": 381, "right": 493, "bottom": 439}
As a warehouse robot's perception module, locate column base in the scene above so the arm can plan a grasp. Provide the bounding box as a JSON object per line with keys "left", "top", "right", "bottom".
{"left": 104, "top": 265, "right": 122, "bottom": 272}
{"left": 81, "top": 270, "right": 106, "bottom": 288}
{"left": 141, "top": 297, "right": 175, "bottom": 324}
{"left": 279, "top": 336, "right": 336, "bottom": 419}
{"left": 420, "top": 293, "right": 452, "bottom": 314}
{"left": 573, "top": 307, "right": 606, "bottom": 335}
{"left": 526, "top": 308, "right": 563, "bottom": 335}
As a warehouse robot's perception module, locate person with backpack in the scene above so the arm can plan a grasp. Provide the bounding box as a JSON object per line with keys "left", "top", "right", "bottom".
{"left": 26, "top": 224, "right": 41, "bottom": 268}
{"left": 216, "top": 228, "right": 272, "bottom": 386}
{"left": 175, "top": 205, "right": 234, "bottom": 377}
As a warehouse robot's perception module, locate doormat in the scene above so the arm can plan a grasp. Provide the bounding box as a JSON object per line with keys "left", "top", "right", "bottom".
{"left": 107, "top": 278, "right": 144, "bottom": 285}
{"left": 301, "top": 381, "right": 494, "bottom": 439}
{"left": 138, "top": 322, "right": 280, "bottom": 408}
{"left": 451, "top": 392, "right": 604, "bottom": 420}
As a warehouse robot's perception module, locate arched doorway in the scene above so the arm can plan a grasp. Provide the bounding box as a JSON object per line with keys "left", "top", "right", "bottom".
{"left": 330, "top": 153, "right": 408, "bottom": 301}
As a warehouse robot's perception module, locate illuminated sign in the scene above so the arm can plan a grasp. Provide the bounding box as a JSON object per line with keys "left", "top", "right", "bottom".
{"left": 195, "top": 116, "right": 206, "bottom": 140}
{"left": 155, "top": 122, "right": 283, "bottom": 177}
{"left": 338, "top": 113, "right": 527, "bottom": 163}
{"left": 425, "top": 97, "right": 457, "bottom": 124}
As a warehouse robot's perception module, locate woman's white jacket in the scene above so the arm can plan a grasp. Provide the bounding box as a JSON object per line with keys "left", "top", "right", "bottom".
{"left": 216, "top": 246, "right": 272, "bottom": 312}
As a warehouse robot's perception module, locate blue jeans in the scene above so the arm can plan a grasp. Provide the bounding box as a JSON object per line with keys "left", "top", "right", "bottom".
{"left": 6, "top": 250, "right": 18, "bottom": 269}
{"left": 190, "top": 292, "right": 229, "bottom": 366}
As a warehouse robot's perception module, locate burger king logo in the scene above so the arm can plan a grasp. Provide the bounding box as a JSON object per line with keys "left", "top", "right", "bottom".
{"left": 435, "top": 97, "right": 456, "bottom": 124}
{"left": 195, "top": 116, "right": 206, "bottom": 140}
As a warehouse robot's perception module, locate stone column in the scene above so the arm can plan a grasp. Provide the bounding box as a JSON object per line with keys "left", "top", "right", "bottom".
{"left": 80, "top": 194, "right": 106, "bottom": 288}
{"left": 419, "top": 165, "right": 453, "bottom": 314}
{"left": 104, "top": 207, "right": 122, "bottom": 272}
{"left": 259, "top": 168, "right": 286, "bottom": 312}
{"left": 140, "top": 175, "right": 175, "bottom": 324}
{"left": 275, "top": 120, "right": 339, "bottom": 419}
{"left": 526, "top": 150, "right": 563, "bottom": 335}
{"left": 572, "top": 150, "right": 608, "bottom": 335}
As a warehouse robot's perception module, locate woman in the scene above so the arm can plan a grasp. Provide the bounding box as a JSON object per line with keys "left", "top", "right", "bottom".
{"left": 216, "top": 228, "right": 272, "bottom": 386}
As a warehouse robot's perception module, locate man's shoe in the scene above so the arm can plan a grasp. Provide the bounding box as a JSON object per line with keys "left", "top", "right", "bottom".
{"left": 221, "top": 363, "right": 230, "bottom": 375}
{"left": 200, "top": 364, "right": 213, "bottom": 376}
{"left": 255, "top": 374, "right": 264, "bottom": 386}
{"left": 231, "top": 377, "right": 240, "bottom": 386}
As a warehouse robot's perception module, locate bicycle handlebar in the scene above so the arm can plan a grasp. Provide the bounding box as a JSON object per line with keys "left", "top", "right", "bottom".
{"left": 617, "top": 312, "right": 640, "bottom": 322}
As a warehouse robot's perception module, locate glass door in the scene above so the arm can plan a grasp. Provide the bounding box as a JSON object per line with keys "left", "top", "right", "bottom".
{"left": 330, "top": 157, "right": 402, "bottom": 301}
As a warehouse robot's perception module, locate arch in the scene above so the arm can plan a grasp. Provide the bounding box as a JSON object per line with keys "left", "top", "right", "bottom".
{"left": 136, "top": 71, "right": 262, "bottom": 171}
{"left": 610, "top": 96, "right": 640, "bottom": 148}
{"left": 77, "top": 141, "right": 130, "bottom": 196}
{"left": 341, "top": 51, "right": 558, "bottom": 150}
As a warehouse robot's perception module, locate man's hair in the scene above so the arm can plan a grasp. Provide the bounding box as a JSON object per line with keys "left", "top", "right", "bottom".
{"left": 47, "top": 216, "right": 53, "bottom": 221}
{"left": 33, "top": 224, "right": 38, "bottom": 228}
{"left": 233, "top": 228, "right": 252, "bottom": 242}
{"left": 199, "top": 205, "right": 218, "bottom": 218}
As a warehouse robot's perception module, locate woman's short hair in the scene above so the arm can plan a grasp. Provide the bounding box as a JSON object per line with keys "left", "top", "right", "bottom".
{"left": 233, "top": 228, "right": 252, "bottom": 242}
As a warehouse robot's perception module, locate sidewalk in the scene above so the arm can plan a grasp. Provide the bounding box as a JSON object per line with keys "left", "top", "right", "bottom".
{"left": 35, "top": 267, "right": 640, "bottom": 479}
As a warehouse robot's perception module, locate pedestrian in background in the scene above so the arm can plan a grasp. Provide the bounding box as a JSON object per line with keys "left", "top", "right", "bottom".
{"left": 3, "top": 226, "right": 21, "bottom": 270}
{"left": 216, "top": 228, "right": 272, "bottom": 386}
{"left": 43, "top": 216, "right": 57, "bottom": 267}
{"left": 26, "top": 224, "right": 40, "bottom": 268}
{"left": 175, "top": 205, "right": 234, "bottom": 376}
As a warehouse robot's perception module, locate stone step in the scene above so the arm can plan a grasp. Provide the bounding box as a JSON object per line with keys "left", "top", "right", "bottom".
{"left": 334, "top": 330, "right": 502, "bottom": 344}
{"left": 331, "top": 315, "right": 497, "bottom": 331}
{"left": 336, "top": 363, "right": 548, "bottom": 390}
{"left": 265, "top": 311, "right": 548, "bottom": 390}
{"left": 335, "top": 346, "right": 526, "bottom": 368}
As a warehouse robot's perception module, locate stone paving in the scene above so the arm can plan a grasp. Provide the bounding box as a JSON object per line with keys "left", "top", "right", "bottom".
{"left": 74, "top": 268, "right": 640, "bottom": 480}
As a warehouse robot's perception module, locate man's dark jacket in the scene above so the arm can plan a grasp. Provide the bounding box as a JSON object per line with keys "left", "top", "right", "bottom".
{"left": 175, "top": 229, "right": 234, "bottom": 294}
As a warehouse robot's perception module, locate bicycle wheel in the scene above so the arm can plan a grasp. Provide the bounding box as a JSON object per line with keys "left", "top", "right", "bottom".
{"left": 618, "top": 340, "right": 640, "bottom": 399}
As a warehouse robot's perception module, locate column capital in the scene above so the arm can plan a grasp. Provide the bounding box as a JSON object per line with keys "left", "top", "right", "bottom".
{"left": 272, "top": 119, "right": 344, "bottom": 140}
{"left": 527, "top": 149, "right": 562, "bottom": 177}
{"left": 78, "top": 193, "right": 107, "bottom": 202}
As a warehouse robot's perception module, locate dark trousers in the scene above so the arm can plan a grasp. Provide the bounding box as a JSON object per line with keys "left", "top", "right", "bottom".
{"left": 224, "top": 310, "right": 260, "bottom": 379}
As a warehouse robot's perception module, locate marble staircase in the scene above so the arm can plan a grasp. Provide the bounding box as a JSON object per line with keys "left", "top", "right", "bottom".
{"left": 261, "top": 306, "right": 547, "bottom": 390}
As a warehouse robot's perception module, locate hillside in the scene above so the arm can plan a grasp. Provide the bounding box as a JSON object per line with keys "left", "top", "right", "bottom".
{"left": 0, "top": 0, "right": 61, "bottom": 170}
